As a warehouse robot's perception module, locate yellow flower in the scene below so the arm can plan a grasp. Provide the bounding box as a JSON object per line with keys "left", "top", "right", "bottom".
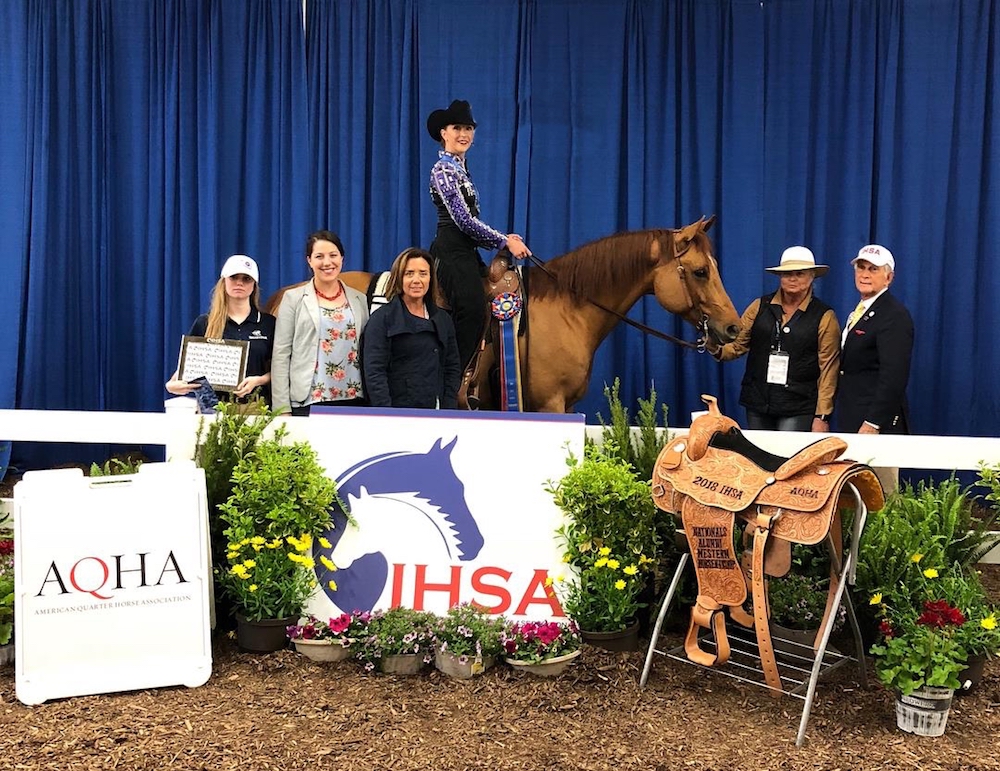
{"left": 544, "top": 576, "right": 554, "bottom": 587}
{"left": 297, "top": 533, "right": 312, "bottom": 552}
{"left": 230, "top": 565, "right": 249, "bottom": 579}
{"left": 226, "top": 552, "right": 239, "bottom": 561}
{"left": 227, "top": 542, "right": 240, "bottom": 552}
{"left": 598, "top": 546, "right": 612, "bottom": 557}
{"left": 328, "top": 579, "right": 338, "bottom": 591}
{"left": 555, "top": 574, "right": 564, "bottom": 583}
{"left": 981, "top": 615, "right": 997, "bottom": 631}
{"left": 606, "top": 559, "right": 620, "bottom": 570}
{"left": 911, "top": 553, "right": 923, "bottom": 563}
{"left": 623, "top": 565, "right": 639, "bottom": 576}
{"left": 869, "top": 592, "right": 883, "bottom": 606}
{"left": 319, "top": 536, "right": 332, "bottom": 549}
{"left": 249, "top": 536, "right": 265, "bottom": 546}
{"left": 320, "top": 555, "right": 336, "bottom": 571}
{"left": 562, "top": 554, "right": 571, "bottom": 563}
{"left": 286, "top": 535, "right": 301, "bottom": 550}
{"left": 639, "top": 555, "right": 653, "bottom": 565}
{"left": 614, "top": 579, "right": 626, "bottom": 590}
{"left": 923, "top": 568, "right": 939, "bottom": 579}
{"left": 252, "top": 545, "right": 262, "bottom": 552}
{"left": 248, "top": 584, "right": 257, "bottom": 592}
{"left": 268, "top": 538, "right": 283, "bottom": 549}
{"left": 287, "top": 552, "right": 303, "bottom": 565}
{"left": 594, "top": 557, "right": 608, "bottom": 568}
{"left": 303, "top": 557, "right": 316, "bottom": 569}
{"left": 242, "top": 560, "right": 256, "bottom": 569}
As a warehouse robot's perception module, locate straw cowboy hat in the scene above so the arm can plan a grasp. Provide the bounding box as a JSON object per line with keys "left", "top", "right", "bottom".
{"left": 765, "top": 246, "right": 829, "bottom": 276}
{"left": 426, "top": 100, "right": 477, "bottom": 141}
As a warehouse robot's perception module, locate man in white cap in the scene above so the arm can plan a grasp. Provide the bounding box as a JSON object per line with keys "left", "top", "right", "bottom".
{"left": 835, "top": 244, "right": 913, "bottom": 434}
{"left": 715, "top": 246, "right": 840, "bottom": 432}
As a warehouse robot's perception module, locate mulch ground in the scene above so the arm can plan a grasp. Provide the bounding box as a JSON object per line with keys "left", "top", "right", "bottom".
{"left": 2, "top": 471, "right": 999, "bottom": 770}
{"left": 1, "top": 565, "right": 998, "bottom": 771}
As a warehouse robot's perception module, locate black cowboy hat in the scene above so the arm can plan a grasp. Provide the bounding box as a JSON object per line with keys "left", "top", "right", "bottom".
{"left": 426, "top": 99, "right": 477, "bottom": 141}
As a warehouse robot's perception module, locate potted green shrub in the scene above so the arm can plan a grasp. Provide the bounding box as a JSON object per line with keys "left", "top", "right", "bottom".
{"left": 549, "top": 439, "right": 659, "bottom": 648}
{"left": 354, "top": 607, "right": 437, "bottom": 675}
{"left": 554, "top": 548, "right": 646, "bottom": 650}
{"left": 868, "top": 564, "right": 976, "bottom": 737}
{"left": 433, "top": 603, "right": 505, "bottom": 678}
{"left": 216, "top": 426, "right": 341, "bottom": 652}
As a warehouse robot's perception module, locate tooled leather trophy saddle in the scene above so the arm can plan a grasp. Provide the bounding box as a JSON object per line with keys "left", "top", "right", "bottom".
{"left": 651, "top": 395, "right": 884, "bottom": 694}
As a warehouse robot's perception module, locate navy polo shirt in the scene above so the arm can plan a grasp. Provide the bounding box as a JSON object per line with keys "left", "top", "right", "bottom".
{"left": 188, "top": 310, "right": 275, "bottom": 399}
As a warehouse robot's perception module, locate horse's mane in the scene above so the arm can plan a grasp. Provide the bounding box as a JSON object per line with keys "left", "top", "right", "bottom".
{"left": 529, "top": 228, "right": 675, "bottom": 301}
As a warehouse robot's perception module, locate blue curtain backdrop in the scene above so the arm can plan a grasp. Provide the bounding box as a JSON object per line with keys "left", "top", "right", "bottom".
{"left": 1, "top": 0, "right": 998, "bottom": 468}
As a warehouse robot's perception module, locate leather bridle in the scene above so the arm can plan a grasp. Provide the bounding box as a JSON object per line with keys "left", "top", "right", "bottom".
{"left": 524, "top": 238, "right": 712, "bottom": 352}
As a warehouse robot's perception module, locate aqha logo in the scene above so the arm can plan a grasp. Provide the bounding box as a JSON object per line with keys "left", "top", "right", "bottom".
{"left": 35, "top": 551, "right": 189, "bottom": 600}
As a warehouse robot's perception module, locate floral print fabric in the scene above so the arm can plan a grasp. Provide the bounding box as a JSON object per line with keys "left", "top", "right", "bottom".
{"left": 308, "top": 304, "right": 362, "bottom": 403}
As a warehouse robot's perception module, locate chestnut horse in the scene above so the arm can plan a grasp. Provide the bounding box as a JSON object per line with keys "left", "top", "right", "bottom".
{"left": 266, "top": 217, "right": 740, "bottom": 413}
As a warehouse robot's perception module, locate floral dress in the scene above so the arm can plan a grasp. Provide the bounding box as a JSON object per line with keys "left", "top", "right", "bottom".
{"left": 308, "top": 304, "right": 363, "bottom": 403}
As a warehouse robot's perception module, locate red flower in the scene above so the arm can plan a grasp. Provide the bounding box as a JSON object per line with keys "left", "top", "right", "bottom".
{"left": 879, "top": 620, "right": 895, "bottom": 638}
{"left": 328, "top": 614, "right": 351, "bottom": 635}
{"left": 0, "top": 540, "right": 13, "bottom": 556}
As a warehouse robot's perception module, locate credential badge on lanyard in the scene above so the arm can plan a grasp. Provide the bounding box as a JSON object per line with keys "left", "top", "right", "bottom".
{"left": 766, "top": 319, "right": 790, "bottom": 386}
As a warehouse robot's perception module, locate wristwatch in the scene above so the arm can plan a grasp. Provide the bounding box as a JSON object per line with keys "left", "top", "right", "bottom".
{"left": 814, "top": 414, "right": 831, "bottom": 422}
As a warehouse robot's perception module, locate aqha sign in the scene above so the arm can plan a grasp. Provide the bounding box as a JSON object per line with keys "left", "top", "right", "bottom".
{"left": 14, "top": 463, "right": 212, "bottom": 705}
{"left": 303, "top": 408, "right": 585, "bottom": 621}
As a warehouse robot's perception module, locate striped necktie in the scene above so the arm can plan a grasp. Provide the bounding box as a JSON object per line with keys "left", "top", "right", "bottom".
{"left": 846, "top": 300, "right": 866, "bottom": 331}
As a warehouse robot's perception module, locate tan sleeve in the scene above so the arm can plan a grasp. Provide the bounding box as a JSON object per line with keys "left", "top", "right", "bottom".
{"left": 815, "top": 308, "right": 841, "bottom": 415}
{"left": 715, "top": 298, "right": 760, "bottom": 362}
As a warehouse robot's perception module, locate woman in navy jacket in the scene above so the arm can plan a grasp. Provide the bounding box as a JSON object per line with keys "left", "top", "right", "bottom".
{"left": 362, "top": 248, "right": 461, "bottom": 409}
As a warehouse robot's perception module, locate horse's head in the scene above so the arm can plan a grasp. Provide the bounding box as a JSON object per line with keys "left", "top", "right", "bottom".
{"left": 651, "top": 216, "right": 741, "bottom": 347}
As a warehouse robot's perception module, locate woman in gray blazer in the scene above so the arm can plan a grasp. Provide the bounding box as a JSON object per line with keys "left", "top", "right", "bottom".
{"left": 271, "top": 230, "right": 370, "bottom": 415}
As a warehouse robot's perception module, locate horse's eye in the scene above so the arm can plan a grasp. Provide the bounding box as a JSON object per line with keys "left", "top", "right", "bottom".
{"left": 693, "top": 268, "right": 709, "bottom": 279}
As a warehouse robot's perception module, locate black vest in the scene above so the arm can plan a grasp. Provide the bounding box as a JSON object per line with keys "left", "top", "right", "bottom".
{"left": 739, "top": 293, "right": 831, "bottom": 417}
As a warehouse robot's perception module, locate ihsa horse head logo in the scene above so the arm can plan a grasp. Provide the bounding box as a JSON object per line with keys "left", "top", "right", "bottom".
{"left": 317, "top": 437, "right": 484, "bottom": 612}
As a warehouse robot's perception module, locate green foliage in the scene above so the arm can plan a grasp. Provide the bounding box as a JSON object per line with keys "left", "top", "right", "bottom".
{"left": 595, "top": 378, "right": 670, "bottom": 483}
{"left": 215, "top": 429, "right": 341, "bottom": 621}
{"left": 549, "top": 444, "right": 661, "bottom": 570}
{"left": 870, "top": 621, "right": 967, "bottom": 696}
{"left": 434, "top": 603, "right": 505, "bottom": 658}
{"left": 0, "top": 532, "right": 12, "bottom": 645}
{"left": 856, "top": 476, "right": 995, "bottom": 604}
{"left": 556, "top": 550, "right": 646, "bottom": 633}
{"left": 354, "top": 607, "right": 438, "bottom": 671}
{"left": 195, "top": 401, "right": 276, "bottom": 521}
{"left": 0, "top": 575, "right": 12, "bottom": 646}
{"left": 215, "top": 535, "right": 317, "bottom": 621}
{"left": 767, "top": 573, "right": 837, "bottom": 631}
{"left": 88, "top": 456, "right": 144, "bottom": 477}
{"left": 218, "top": 438, "right": 340, "bottom": 544}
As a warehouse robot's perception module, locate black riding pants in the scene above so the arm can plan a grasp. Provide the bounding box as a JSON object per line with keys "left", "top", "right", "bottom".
{"left": 432, "top": 246, "right": 487, "bottom": 371}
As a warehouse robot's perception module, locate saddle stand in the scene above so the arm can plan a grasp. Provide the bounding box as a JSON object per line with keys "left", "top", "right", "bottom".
{"left": 641, "top": 395, "right": 884, "bottom": 746}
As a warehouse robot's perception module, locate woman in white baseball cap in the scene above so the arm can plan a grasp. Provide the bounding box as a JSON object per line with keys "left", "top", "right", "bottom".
{"left": 713, "top": 246, "right": 841, "bottom": 432}
{"left": 165, "top": 254, "right": 275, "bottom": 403}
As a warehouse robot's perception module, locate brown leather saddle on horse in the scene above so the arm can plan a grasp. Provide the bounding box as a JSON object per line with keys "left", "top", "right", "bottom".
{"left": 651, "top": 395, "right": 884, "bottom": 694}
{"left": 459, "top": 253, "right": 526, "bottom": 410}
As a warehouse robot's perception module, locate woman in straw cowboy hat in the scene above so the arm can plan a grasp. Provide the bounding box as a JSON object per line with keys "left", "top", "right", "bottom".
{"left": 715, "top": 246, "right": 841, "bottom": 432}
{"left": 426, "top": 99, "right": 531, "bottom": 371}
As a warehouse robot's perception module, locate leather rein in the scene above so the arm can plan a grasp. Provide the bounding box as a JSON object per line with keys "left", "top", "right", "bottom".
{"left": 524, "top": 241, "right": 711, "bottom": 352}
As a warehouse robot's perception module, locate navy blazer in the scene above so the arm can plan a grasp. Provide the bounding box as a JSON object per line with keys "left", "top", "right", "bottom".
{"left": 835, "top": 291, "right": 914, "bottom": 433}
{"left": 361, "top": 297, "right": 461, "bottom": 409}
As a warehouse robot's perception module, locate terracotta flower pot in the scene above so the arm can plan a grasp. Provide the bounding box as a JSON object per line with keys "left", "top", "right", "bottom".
{"left": 580, "top": 619, "right": 640, "bottom": 652}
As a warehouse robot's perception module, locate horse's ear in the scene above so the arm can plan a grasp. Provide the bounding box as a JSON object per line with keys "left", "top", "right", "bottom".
{"left": 431, "top": 437, "right": 458, "bottom": 456}
{"left": 702, "top": 214, "right": 717, "bottom": 232}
